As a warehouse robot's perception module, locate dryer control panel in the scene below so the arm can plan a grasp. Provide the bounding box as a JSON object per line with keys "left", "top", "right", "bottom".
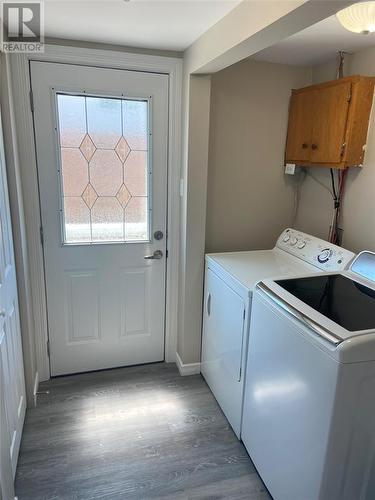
{"left": 276, "top": 228, "right": 355, "bottom": 271}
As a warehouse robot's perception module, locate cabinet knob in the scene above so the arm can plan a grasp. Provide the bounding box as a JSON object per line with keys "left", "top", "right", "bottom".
{"left": 311, "top": 144, "right": 318, "bottom": 150}
{"left": 302, "top": 143, "right": 309, "bottom": 149}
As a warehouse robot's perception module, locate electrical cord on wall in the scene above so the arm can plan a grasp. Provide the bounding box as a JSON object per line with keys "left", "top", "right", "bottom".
{"left": 328, "top": 168, "right": 348, "bottom": 245}
{"left": 296, "top": 167, "right": 348, "bottom": 245}
{"left": 291, "top": 167, "right": 307, "bottom": 227}
{"left": 327, "top": 50, "right": 349, "bottom": 246}
{"left": 336, "top": 50, "right": 346, "bottom": 79}
{"left": 305, "top": 168, "right": 334, "bottom": 197}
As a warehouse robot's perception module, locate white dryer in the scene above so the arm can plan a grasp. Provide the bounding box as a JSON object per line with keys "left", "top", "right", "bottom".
{"left": 201, "top": 228, "right": 354, "bottom": 437}
{"left": 242, "top": 251, "right": 375, "bottom": 500}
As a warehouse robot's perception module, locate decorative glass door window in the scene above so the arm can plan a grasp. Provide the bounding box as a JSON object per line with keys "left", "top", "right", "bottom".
{"left": 56, "top": 93, "right": 150, "bottom": 244}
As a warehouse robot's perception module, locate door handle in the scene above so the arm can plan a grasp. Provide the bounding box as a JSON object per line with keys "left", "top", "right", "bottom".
{"left": 144, "top": 250, "right": 163, "bottom": 260}
{"left": 206, "top": 293, "right": 211, "bottom": 316}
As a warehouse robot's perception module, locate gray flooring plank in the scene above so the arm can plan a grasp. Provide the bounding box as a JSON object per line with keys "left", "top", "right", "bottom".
{"left": 15, "top": 363, "right": 271, "bottom": 500}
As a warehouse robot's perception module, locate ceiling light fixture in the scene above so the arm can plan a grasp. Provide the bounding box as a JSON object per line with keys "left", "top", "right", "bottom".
{"left": 337, "top": 2, "right": 375, "bottom": 34}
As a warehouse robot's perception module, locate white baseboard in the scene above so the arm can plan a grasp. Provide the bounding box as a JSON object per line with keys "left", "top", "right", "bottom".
{"left": 33, "top": 371, "right": 39, "bottom": 407}
{"left": 176, "top": 352, "right": 200, "bottom": 376}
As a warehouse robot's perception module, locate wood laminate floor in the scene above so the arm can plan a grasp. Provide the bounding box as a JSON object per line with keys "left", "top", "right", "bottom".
{"left": 15, "top": 363, "right": 271, "bottom": 500}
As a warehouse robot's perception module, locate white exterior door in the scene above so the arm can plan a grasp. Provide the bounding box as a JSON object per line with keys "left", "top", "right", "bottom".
{"left": 30, "top": 62, "right": 168, "bottom": 376}
{"left": 0, "top": 107, "right": 26, "bottom": 481}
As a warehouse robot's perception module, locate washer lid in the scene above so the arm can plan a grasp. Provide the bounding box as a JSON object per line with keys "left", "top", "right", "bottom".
{"left": 275, "top": 274, "right": 375, "bottom": 334}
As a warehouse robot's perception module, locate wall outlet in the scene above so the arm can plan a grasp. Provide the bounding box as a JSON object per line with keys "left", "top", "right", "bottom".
{"left": 285, "top": 163, "right": 296, "bottom": 175}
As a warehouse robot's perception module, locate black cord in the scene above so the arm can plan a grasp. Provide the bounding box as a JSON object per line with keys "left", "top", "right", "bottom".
{"left": 330, "top": 168, "right": 337, "bottom": 200}
{"left": 329, "top": 169, "right": 341, "bottom": 244}
{"left": 330, "top": 168, "right": 340, "bottom": 210}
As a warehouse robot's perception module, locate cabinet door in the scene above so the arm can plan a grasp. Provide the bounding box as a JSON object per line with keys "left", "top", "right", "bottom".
{"left": 201, "top": 267, "right": 245, "bottom": 436}
{"left": 310, "top": 81, "right": 351, "bottom": 164}
{"left": 285, "top": 90, "right": 314, "bottom": 162}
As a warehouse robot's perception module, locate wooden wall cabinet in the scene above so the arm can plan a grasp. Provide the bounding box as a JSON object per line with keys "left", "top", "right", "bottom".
{"left": 285, "top": 75, "right": 375, "bottom": 169}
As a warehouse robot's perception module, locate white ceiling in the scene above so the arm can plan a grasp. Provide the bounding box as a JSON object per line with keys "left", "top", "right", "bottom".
{"left": 43, "top": 0, "right": 240, "bottom": 52}
{"left": 252, "top": 14, "right": 375, "bottom": 67}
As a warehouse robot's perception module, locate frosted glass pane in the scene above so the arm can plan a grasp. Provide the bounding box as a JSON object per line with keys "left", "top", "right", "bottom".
{"left": 56, "top": 93, "right": 150, "bottom": 244}
{"left": 80, "top": 134, "right": 96, "bottom": 161}
{"left": 64, "top": 197, "right": 91, "bottom": 243}
{"left": 61, "top": 149, "right": 88, "bottom": 196}
{"left": 57, "top": 95, "right": 86, "bottom": 147}
{"left": 124, "top": 151, "right": 147, "bottom": 196}
{"left": 116, "top": 184, "right": 131, "bottom": 208}
{"left": 87, "top": 97, "right": 122, "bottom": 148}
{"left": 90, "top": 150, "right": 122, "bottom": 196}
{"left": 91, "top": 197, "right": 124, "bottom": 242}
{"left": 125, "top": 197, "right": 148, "bottom": 241}
{"left": 123, "top": 100, "right": 148, "bottom": 150}
{"left": 115, "top": 137, "right": 130, "bottom": 162}
{"left": 82, "top": 184, "right": 98, "bottom": 209}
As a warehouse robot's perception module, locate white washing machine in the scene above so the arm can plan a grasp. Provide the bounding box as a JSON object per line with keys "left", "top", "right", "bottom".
{"left": 201, "top": 228, "right": 354, "bottom": 438}
{"left": 242, "top": 250, "right": 375, "bottom": 500}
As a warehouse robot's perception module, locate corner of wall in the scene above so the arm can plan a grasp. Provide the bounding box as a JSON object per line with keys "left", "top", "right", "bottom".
{"left": 176, "top": 352, "right": 200, "bottom": 376}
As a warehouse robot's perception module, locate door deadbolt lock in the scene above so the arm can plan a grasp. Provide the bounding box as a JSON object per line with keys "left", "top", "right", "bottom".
{"left": 154, "top": 230, "right": 164, "bottom": 240}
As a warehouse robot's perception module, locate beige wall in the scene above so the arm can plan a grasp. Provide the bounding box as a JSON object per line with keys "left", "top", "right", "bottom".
{"left": 178, "top": 74, "right": 211, "bottom": 362}
{"left": 295, "top": 45, "right": 375, "bottom": 253}
{"left": 206, "top": 58, "right": 311, "bottom": 253}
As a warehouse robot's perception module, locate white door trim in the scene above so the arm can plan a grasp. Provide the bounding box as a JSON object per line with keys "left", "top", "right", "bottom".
{"left": 9, "top": 44, "right": 182, "bottom": 381}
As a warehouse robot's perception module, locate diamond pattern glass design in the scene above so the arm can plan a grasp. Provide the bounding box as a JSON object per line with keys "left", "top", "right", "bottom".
{"left": 56, "top": 94, "right": 149, "bottom": 244}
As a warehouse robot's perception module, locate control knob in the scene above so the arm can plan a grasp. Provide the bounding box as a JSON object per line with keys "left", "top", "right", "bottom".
{"left": 318, "top": 248, "right": 333, "bottom": 263}
{"left": 290, "top": 237, "right": 298, "bottom": 246}
{"left": 297, "top": 241, "right": 306, "bottom": 249}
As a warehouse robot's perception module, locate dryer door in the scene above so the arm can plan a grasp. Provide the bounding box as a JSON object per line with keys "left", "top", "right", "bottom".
{"left": 201, "top": 266, "right": 246, "bottom": 437}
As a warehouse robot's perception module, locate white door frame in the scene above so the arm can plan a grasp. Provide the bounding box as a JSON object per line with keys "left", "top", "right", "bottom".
{"left": 9, "top": 44, "right": 182, "bottom": 382}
